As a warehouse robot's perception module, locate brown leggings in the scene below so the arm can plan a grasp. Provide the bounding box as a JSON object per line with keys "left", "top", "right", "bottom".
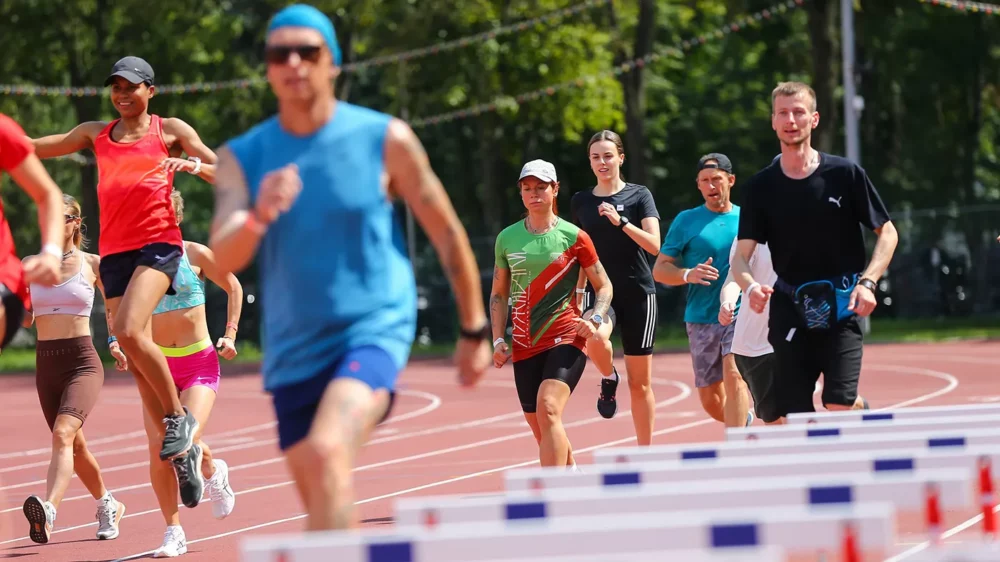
{"left": 35, "top": 336, "right": 104, "bottom": 430}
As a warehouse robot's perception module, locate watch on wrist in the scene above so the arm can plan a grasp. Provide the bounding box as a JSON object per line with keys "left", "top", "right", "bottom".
{"left": 590, "top": 313, "right": 604, "bottom": 326}
{"left": 618, "top": 216, "right": 629, "bottom": 230}
{"left": 859, "top": 278, "right": 877, "bottom": 293}
{"left": 460, "top": 322, "right": 491, "bottom": 341}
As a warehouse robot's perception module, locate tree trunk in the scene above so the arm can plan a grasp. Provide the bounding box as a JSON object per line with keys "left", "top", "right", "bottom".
{"left": 608, "top": 0, "right": 654, "bottom": 189}
{"left": 806, "top": 0, "right": 838, "bottom": 154}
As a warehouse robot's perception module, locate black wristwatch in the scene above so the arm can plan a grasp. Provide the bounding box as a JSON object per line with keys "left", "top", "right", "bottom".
{"left": 858, "top": 277, "right": 877, "bottom": 293}
{"left": 459, "top": 322, "right": 491, "bottom": 341}
{"left": 618, "top": 216, "right": 630, "bottom": 230}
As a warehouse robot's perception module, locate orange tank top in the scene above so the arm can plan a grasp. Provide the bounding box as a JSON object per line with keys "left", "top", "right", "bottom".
{"left": 93, "top": 114, "right": 182, "bottom": 257}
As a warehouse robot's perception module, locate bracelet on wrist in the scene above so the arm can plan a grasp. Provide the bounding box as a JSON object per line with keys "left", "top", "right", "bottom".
{"left": 682, "top": 269, "right": 691, "bottom": 283}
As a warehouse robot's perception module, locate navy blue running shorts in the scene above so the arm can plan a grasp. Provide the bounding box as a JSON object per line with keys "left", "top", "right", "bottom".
{"left": 270, "top": 345, "right": 399, "bottom": 451}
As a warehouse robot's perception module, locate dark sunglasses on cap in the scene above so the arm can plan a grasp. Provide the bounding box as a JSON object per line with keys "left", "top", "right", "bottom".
{"left": 264, "top": 44, "right": 324, "bottom": 65}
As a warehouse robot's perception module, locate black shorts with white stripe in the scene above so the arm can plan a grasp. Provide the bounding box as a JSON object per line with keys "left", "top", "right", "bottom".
{"left": 584, "top": 288, "right": 658, "bottom": 356}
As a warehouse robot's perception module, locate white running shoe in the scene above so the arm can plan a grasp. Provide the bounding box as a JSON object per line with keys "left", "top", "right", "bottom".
{"left": 96, "top": 494, "right": 125, "bottom": 540}
{"left": 206, "top": 459, "right": 235, "bottom": 519}
{"left": 23, "top": 495, "right": 55, "bottom": 544}
{"left": 153, "top": 526, "right": 187, "bottom": 558}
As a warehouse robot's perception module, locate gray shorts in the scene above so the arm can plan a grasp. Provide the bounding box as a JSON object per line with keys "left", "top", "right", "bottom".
{"left": 685, "top": 322, "right": 735, "bottom": 388}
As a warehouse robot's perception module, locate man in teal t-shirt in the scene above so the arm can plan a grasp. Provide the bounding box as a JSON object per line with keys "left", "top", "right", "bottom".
{"left": 653, "top": 153, "right": 753, "bottom": 428}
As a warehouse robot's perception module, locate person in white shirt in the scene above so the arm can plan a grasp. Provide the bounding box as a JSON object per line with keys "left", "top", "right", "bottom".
{"left": 719, "top": 241, "right": 781, "bottom": 424}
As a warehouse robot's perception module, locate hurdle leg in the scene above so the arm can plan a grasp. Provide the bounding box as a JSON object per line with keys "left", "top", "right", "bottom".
{"left": 924, "top": 481, "right": 943, "bottom": 547}
{"left": 979, "top": 456, "right": 997, "bottom": 540}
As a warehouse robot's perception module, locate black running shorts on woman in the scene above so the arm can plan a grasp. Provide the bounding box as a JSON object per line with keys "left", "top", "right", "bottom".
{"left": 513, "top": 345, "right": 588, "bottom": 413}
{"left": 582, "top": 287, "right": 657, "bottom": 355}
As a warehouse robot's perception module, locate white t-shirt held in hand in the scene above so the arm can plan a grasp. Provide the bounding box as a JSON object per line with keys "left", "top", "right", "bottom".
{"left": 729, "top": 242, "right": 778, "bottom": 357}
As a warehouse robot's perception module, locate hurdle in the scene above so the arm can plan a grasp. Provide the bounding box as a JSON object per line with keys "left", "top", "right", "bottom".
{"left": 786, "top": 403, "right": 1000, "bottom": 425}
{"left": 241, "top": 503, "right": 894, "bottom": 561}
{"left": 475, "top": 546, "right": 788, "bottom": 562}
{"left": 394, "top": 468, "right": 969, "bottom": 529}
{"left": 592, "top": 427, "right": 1000, "bottom": 466}
{"left": 504, "top": 446, "right": 1000, "bottom": 521}
{"left": 726, "top": 414, "right": 1000, "bottom": 442}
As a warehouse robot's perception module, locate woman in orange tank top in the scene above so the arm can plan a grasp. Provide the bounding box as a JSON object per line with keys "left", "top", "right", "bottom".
{"left": 29, "top": 56, "right": 218, "bottom": 509}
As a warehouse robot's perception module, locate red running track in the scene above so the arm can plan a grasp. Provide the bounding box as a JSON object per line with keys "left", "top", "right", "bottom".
{"left": 0, "top": 340, "right": 997, "bottom": 561}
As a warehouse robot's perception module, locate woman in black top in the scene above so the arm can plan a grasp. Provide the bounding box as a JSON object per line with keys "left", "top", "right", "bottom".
{"left": 571, "top": 130, "right": 662, "bottom": 445}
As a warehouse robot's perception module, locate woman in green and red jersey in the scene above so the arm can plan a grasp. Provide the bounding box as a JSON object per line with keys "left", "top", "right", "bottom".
{"left": 490, "top": 159, "right": 614, "bottom": 468}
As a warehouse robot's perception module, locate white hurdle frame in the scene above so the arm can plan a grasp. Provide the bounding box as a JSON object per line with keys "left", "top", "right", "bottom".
{"left": 475, "top": 546, "right": 789, "bottom": 562}
{"left": 241, "top": 503, "right": 895, "bottom": 562}
{"left": 726, "top": 414, "right": 1000, "bottom": 442}
{"left": 592, "top": 427, "right": 1000, "bottom": 466}
{"left": 394, "top": 468, "right": 969, "bottom": 528}
{"left": 786, "top": 403, "right": 1000, "bottom": 425}
{"left": 505, "top": 446, "right": 1000, "bottom": 496}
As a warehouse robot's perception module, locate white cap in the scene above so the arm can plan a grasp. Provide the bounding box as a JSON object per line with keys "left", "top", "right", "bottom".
{"left": 518, "top": 159, "right": 558, "bottom": 183}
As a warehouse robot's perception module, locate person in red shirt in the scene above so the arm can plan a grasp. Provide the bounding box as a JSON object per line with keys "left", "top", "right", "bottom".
{"left": 0, "top": 113, "right": 63, "bottom": 348}
{"left": 29, "top": 56, "right": 217, "bottom": 505}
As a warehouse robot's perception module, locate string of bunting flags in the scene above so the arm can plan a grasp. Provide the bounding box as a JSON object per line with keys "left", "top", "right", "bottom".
{"left": 918, "top": 0, "right": 999, "bottom": 14}
{"left": 409, "top": 0, "right": 806, "bottom": 128}
{"left": 0, "top": 0, "right": 610, "bottom": 97}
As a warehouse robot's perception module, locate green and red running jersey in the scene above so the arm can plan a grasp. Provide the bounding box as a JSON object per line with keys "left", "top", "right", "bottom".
{"left": 494, "top": 218, "right": 599, "bottom": 362}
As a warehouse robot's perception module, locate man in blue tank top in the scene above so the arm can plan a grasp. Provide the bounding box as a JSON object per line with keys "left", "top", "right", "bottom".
{"left": 207, "top": 4, "right": 491, "bottom": 531}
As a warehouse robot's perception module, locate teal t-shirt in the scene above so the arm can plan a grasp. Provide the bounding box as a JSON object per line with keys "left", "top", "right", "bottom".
{"left": 660, "top": 204, "right": 740, "bottom": 324}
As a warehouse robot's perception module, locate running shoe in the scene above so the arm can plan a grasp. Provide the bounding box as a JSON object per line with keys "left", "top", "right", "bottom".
{"left": 206, "top": 459, "right": 236, "bottom": 519}
{"left": 23, "top": 495, "right": 55, "bottom": 544}
{"left": 153, "top": 526, "right": 187, "bottom": 558}
{"left": 160, "top": 407, "right": 198, "bottom": 461}
{"left": 172, "top": 443, "right": 204, "bottom": 509}
{"left": 597, "top": 368, "right": 620, "bottom": 419}
{"left": 96, "top": 493, "right": 125, "bottom": 540}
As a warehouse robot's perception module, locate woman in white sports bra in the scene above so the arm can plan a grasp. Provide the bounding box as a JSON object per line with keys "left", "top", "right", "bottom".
{"left": 20, "top": 194, "right": 128, "bottom": 545}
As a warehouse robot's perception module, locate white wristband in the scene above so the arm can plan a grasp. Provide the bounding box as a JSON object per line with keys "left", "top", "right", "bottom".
{"left": 493, "top": 337, "right": 505, "bottom": 349}
{"left": 746, "top": 282, "right": 761, "bottom": 294}
{"left": 682, "top": 269, "right": 691, "bottom": 283}
{"left": 42, "top": 243, "right": 62, "bottom": 259}
{"left": 575, "top": 289, "right": 586, "bottom": 294}
{"left": 187, "top": 156, "right": 202, "bottom": 175}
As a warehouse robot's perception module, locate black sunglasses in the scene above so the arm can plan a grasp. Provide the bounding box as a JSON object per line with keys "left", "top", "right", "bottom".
{"left": 264, "top": 45, "right": 324, "bottom": 65}
{"left": 65, "top": 214, "right": 80, "bottom": 222}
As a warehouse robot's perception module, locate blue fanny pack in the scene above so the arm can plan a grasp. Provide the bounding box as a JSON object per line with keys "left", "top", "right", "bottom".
{"left": 775, "top": 274, "right": 858, "bottom": 330}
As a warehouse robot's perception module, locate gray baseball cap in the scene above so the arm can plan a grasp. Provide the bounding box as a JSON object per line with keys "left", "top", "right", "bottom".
{"left": 518, "top": 159, "right": 558, "bottom": 183}
{"left": 104, "top": 56, "right": 155, "bottom": 86}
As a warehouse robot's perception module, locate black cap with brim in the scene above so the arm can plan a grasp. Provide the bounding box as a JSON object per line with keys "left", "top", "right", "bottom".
{"left": 104, "top": 56, "right": 155, "bottom": 86}
{"left": 697, "top": 152, "right": 734, "bottom": 174}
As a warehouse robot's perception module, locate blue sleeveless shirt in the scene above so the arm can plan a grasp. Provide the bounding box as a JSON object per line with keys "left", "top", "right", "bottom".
{"left": 153, "top": 249, "right": 206, "bottom": 315}
{"left": 227, "top": 102, "right": 417, "bottom": 392}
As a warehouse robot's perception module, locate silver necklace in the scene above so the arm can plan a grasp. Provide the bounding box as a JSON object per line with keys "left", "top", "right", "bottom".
{"left": 525, "top": 216, "right": 558, "bottom": 234}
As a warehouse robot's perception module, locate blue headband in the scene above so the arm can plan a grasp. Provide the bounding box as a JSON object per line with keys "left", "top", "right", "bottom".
{"left": 267, "top": 4, "right": 342, "bottom": 66}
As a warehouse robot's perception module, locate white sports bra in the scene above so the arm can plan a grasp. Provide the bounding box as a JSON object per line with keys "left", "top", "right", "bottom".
{"left": 29, "top": 254, "right": 95, "bottom": 318}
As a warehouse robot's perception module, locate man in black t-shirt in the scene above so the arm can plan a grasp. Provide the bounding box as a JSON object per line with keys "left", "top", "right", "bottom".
{"left": 731, "top": 81, "right": 899, "bottom": 421}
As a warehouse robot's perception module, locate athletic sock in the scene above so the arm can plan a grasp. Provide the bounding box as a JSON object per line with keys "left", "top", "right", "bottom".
{"left": 97, "top": 491, "right": 113, "bottom": 506}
